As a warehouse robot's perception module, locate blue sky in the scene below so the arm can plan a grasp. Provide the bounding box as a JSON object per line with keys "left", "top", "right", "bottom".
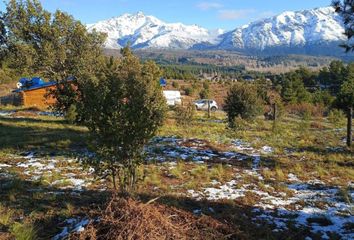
{"left": 1, "top": 0, "right": 332, "bottom": 30}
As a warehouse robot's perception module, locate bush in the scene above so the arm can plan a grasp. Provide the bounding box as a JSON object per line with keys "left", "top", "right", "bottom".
{"left": 224, "top": 83, "right": 263, "bottom": 127}
{"left": 65, "top": 104, "right": 77, "bottom": 124}
{"left": 287, "top": 103, "right": 324, "bottom": 118}
{"left": 175, "top": 104, "right": 195, "bottom": 126}
{"left": 184, "top": 87, "right": 194, "bottom": 96}
{"left": 203, "top": 81, "right": 210, "bottom": 90}
{"left": 172, "top": 81, "right": 179, "bottom": 89}
{"left": 199, "top": 88, "right": 210, "bottom": 99}
{"left": 80, "top": 48, "right": 167, "bottom": 192}
{"left": 312, "top": 90, "right": 334, "bottom": 106}
{"left": 328, "top": 109, "right": 345, "bottom": 126}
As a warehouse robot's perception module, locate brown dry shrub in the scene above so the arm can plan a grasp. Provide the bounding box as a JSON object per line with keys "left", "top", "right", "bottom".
{"left": 72, "top": 197, "right": 235, "bottom": 240}
{"left": 287, "top": 103, "right": 324, "bottom": 117}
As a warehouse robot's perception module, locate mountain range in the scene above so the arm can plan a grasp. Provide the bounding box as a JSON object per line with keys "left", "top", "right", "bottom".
{"left": 87, "top": 7, "right": 349, "bottom": 57}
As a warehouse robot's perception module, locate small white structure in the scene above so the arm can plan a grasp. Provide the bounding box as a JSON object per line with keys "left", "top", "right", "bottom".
{"left": 163, "top": 90, "right": 182, "bottom": 106}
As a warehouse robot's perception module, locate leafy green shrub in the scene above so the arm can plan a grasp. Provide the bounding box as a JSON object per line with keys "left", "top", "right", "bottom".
{"left": 65, "top": 104, "right": 77, "bottom": 124}
{"left": 172, "top": 81, "right": 179, "bottom": 89}
{"left": 224, "top": 83, "right": 262, "bottom": 127}
{"left": 184, "top": 87, "right": 194, "bottom": 96}
{"left": 80, "top": 48, "right": 167, "bottom": 192}
{"left": 175, "top": 104, "right": 195, "bottom": 126}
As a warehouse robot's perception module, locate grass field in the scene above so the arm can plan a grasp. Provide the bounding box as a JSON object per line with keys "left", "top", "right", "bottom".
{"left": 0, "top": 107, "right": 353, "bottom": 239}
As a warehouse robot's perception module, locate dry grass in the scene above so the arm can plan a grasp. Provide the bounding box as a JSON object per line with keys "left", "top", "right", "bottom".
{"left": 73, "top": 197, "right": 236, "bottom": 240}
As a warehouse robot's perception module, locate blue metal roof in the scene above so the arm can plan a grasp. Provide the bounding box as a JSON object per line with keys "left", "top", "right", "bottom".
{"left": 13, "top": 80, "right": 57, "bottom": 93}
{"left": 160, "top": 78, "right": 167, "bottom": 87}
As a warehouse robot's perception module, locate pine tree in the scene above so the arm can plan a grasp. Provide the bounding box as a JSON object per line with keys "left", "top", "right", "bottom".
{"left": 281, "top": 72, "right": 311, "bottom": 104}
{"left": 333, "top": 0, "right": 354, "bottom": 52}
{"left": 335, "top": 63, "right": 354, "bottom": 147}
{"left": 224, "top": 83, "right": 263, "bottom": 127}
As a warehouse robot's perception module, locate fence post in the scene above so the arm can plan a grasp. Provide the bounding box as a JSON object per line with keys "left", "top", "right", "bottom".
{"left": 207, "top": 99, "right": 210, "bottom": 118}
{"left": 347, "top": 106, "right": 352, "bottom": 147}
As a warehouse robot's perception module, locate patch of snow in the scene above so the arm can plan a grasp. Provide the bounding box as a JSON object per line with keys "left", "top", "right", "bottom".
{"left": 146, "top": 137, "right": 244, "bottom": 163}
{"left": 52, "top": 218, "right": 90, "bottom": 240}
{"left": 0, "top": 163, "right": 11, "bottom": 169}
{"left": 288, "top": 173, "right": 300, "bottom": 182}
{"left": 261, "top": 146, "right": 274, "bottom": 154}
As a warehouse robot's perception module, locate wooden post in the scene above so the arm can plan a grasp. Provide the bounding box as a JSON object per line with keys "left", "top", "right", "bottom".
{"left": 208, "top": 99, "right": 211, "bottom": 118}
{"left": 273, "top": 103, "right": 277, "bottom": 121}
{"left": 347, "top": 106, "right": 352, "bottom": 147}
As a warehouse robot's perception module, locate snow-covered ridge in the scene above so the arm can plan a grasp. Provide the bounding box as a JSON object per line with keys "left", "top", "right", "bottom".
{"left": 87, "top": 11, "right": 224, "bottom": 49}
{"left": 87, "top": 7, "right": 346, "bottom": 52}
{"left": 218, "top": 6, "right": 346, "bottom": 50}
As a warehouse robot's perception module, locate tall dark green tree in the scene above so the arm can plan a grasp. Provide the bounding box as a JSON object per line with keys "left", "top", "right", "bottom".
{"left": 335, "top": 63, "right": 354, "bottom": 147}
{"left": 81, "top": 48, "right": 167, "bottom": 192}
{"left": 280, "top": 72, "right": 312, "bottom": 104}
{"left": 224, "top": 83, "right": 263, "bottom": 127}
{"left": 295, "top": 66, "right": 317, "bottom": 88}
{"left": 333, "top": 0, "right": 354, "bottom": 52}
{"left": 1, "top": 0, "right": 106, "bottom": 113}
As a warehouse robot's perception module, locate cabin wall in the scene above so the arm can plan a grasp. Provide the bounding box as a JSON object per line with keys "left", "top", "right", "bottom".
{"left": 21, "top": 87, "right": 56, "bottom": 108}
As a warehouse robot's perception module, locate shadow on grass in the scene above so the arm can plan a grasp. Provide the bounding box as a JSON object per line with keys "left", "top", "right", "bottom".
{"left": 0, "top": 175, "right": 110, "bottom": 239}
{"left": 297, "top": 146, "right": 353, "bottom": 155}
{"left": 0, "top": 116, "right": 66, "bottom": 125}
{"left": 0, "top": 118, "right": 87, "bottom": 151}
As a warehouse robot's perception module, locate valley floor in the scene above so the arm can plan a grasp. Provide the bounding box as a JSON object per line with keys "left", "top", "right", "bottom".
{"left": 0, "top": 108, "right": 353, "bottom": 239}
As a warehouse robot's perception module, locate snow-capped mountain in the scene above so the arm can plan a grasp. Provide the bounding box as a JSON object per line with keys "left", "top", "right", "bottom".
{"left": 217, "top": 7, "right": 346, "bottom": 52}
{"left": 87, "top": 7, "right": 347, "bottom": 55}
{"left": 87, "top": 11, "right": 224, "bottom": 49}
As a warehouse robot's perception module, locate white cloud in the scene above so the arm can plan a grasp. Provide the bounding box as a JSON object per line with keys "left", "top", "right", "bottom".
{"left": 197, "top": 2, "right": 223, "bottom": 11}
{"left": 218, "top": 9, "right": 256, "bottom": 20}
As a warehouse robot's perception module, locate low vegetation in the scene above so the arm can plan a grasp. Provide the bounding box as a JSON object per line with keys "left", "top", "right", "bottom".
{"left": 0, "top": 1, "right": 353, "bottom": 239}
{"left": 0, "top": 107, "right": 352, "bottom": 239}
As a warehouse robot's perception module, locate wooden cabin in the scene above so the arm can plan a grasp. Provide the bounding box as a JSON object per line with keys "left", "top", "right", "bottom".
{"left": 0, "top": 79, "right": 60, "bottom": 109}
{"left": 14, "top": 84, "right": 57, "bottom": 108}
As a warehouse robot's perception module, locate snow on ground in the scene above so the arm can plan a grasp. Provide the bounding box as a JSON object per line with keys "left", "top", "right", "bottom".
{"left": 186, "top": 140, "right": 353, "bottom": 239}
{"left": 0, "top": 110, "right": 62, "bottom": 117}
{"left": 0, "top": 152, "right": 95, "bottom": 191}
{"left": 0, "top": 110, "right": 16, "bottom": 116}
{"left": 52, "top": 218, "right": 90, "bottom": 240}
{"left": 145, "top": 136, "right": 272, "bottom": 164}
{"left": 189, "top": 176, "right": 353, "bottom": 239}
{"left": 1, "top": 136, "right": 352, "bottom": 239}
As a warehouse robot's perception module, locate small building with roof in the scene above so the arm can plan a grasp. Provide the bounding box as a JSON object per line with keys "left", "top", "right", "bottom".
{"left": 3, "top": 77, "right": 57, "bottom": 108}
